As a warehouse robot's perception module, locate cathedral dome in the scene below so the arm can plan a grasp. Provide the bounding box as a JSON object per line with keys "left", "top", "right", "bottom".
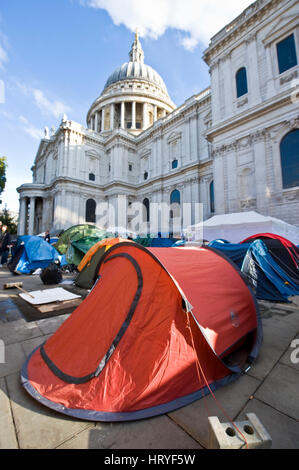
{"left": 103, "top": 61, "right": 168, "bottom": 94}
{"left": 87, "top": 31, "right": 176, "bottom": 134}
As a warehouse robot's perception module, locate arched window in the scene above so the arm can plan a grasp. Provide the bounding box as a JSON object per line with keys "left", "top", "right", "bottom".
{"left": 170, "top": 189, "right": 181, "bottom": 219}
{"left": 143, "top": 198, "right": 150, "bottom": 222}
{"left": 144, "top": 171, "right": 148, "bottom": 180}
{"left": 209, "top": 181, "right": 215, "bottom": 213}
{"left": 280, "top": 130, "right": 299, "bottom": 189}
{"left": 236, "top": 67, "right": 248, "bottom": 98}
{"left": 169, "top": 189, "right": 181, "bottom": 237}
{"left": 89, "top": 172, "right": 95, "bottom": 181}
{"left": 172, "top": 159, "right": 178, "bottom": 169}
{"left": 85, "top": 199, "right": 96, "bottom": 223}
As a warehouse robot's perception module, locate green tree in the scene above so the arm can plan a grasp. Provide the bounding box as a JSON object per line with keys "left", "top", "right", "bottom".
{"left": 0, "top": 207, "right": 17, "bottom": 235}
{"left": 0, "top": 157, "right": 7, "bottom": 195}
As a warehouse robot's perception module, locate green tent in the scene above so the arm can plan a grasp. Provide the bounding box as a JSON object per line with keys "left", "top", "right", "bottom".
{"left": 54, "top": 224, "right": 108, "bottom": 265}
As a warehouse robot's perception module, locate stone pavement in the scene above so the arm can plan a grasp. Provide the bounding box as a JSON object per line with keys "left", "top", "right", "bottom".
{"left": 0, "top": 266, "right": 298, "bottom": 450}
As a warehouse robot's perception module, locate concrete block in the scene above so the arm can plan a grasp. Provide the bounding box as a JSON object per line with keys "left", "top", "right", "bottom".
{"left": 208, "top": 413, "right": 272, "bottom": 449}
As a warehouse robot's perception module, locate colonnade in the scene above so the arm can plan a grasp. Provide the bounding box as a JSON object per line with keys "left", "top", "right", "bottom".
{"left": 89, "top": 101, "right": 167, "bottom": 132}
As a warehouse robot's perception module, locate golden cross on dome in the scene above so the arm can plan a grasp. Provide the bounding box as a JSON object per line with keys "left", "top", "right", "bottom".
{"left": 135, "top": 28, "right": 139, "bottom": 41}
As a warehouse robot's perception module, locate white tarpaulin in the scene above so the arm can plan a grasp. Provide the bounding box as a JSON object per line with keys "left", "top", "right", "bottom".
{"left": 191, "top": 211, "right": 299, "bottom": 244}
{"left": 19, "top": 287, "right": 81, "bottom": 305}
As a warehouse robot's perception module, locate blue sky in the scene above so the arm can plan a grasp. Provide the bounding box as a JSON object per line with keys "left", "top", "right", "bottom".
{"left": 0, "top": 0, "right": 253, "bottom": 213}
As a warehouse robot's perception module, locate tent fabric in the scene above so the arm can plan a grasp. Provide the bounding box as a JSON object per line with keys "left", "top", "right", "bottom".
{"left": 8, "top": 236, "right": 60, "bottom": 275}
{"left": 241, "top": 233, "right": 299, "bottom": 269}
{"left": 75, "top": 237, "right": 132, "bottom": 289}
{"left": 208, "top": 239, "right": 251, "bottom": 268}
{"left": 22, "top": 242, "right": 262, "bottom": 422}
{"left": 54, "top": 224, "right": 108, "bottom": 266}
{"left": 241, "top": 239, "right": 299, "bottom": 302}
{"left": 190, "top": 211, "right": 299, "bottom": 244}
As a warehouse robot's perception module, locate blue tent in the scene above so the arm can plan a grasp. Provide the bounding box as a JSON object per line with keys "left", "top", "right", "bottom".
{"left": 8, "top": 236, "right": 60, "bottom": 274}
{"left": 208, "top": 239, "right": 251, "bottom": 268}
{"left": 241, "top": 239, "right": 299, "bottom": 302}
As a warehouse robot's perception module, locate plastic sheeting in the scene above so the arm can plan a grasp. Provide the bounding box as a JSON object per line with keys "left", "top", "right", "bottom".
{"left": 241, "top": 240, "right": 299, "bottom": 302}
{"left": 8, "top": 236, "right": 60, "bottom": 274}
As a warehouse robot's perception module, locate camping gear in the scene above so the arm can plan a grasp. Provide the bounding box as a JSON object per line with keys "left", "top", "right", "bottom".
{"left": 189, "top": 211, "right": 299, "bottom": 244}
{"left": 208, "top": 239, "right": 252, "bottom": 269}
{"left": 54, "top": 224, "right": 108, "bottom": 266}
{"left": 7, "top": 236, "right": 60, "bottom": 275}
{"left": 75, "top": 237, "right": 131, "bottom": 289}
{"left": 241, "top": 233, "right": 299, "bottom": 269}
{"left": 40, "top": 263, "right": 63, "bottom": 285}
{"left": 22, "top": 242, "right": 262, "bottom": 422}
{"left": 241, "top": 239, "right": 299, "bottom": 303}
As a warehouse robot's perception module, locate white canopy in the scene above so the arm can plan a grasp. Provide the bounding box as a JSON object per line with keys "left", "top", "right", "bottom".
{"left": 191, "top": 211, "right": 299, "bottom": 244}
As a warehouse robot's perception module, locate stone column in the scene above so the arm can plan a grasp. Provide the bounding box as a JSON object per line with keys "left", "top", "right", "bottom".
{"left": 28, "top": 196, "right": 36, "bottom": 235}
{"left": 121, "top": 102, "right": 125, "bottom": 129}
{"left": 143, "top": 102, "right": 147, "bottom": 130}
{"left": 101, "top": 108, "right": 105, "bottom": 132}
{"left": 247, "top": 35, "right": 261, "bottom": 105}
{"left": 94, "top": 112, "right": 98, "bottom": 133}
{"left": 131, "top": 101, "right": 136, "bottom": 129}
{"left": 17, "top": 197, "right": 27, "bottom": 235}
{"left": 265, "top": 45, "right": 275, "bottom": 99}
{"left": 110, "top": 103, "right": 114, "bottom": 130}
{"left": 153, "top": 105, "right": 157, "bottom": 122}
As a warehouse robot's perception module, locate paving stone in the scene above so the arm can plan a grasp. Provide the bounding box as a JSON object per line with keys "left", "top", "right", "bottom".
{"left": 0, "top": 319, "right": 44, "bottom": 346}
{"left": 0, "top": 377, "right": 18, "bottom": 449}
{"left": 0, "top": 299, "right": 24, "bottom": 323}
{"left": 236, "top": 398, "right": 299, "bottom": 449}
{"left": 254, "top": 363, "right": 299, "bottom": 421}
{"left": 0, "top": 342, "right": 26, "bottom": 378}
{"left": 248, "top": 314, "right": 299, "bottom": 381}
{"left": 21, "top": 334, "right": 51, "bottom": 358}
{"left": 5, "top": 373, "right": 93, "bottom": 449}
{"left": 36, "top": 313, "right": 70, "bottom": 335}
{"left": 168, "top": 373, "right": 260, "bottom": 449}
{"left": 280, "top": 334, "right": 299, "bottom": 371}
{"left": 59, "top": 415, "right": 202, "bottom": 449}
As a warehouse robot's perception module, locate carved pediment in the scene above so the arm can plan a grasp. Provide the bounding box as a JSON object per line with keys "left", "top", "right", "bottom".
{"left": 167, "top": 131, "right": 182, "bottom": 144}
{"left": 263, "top": 12, "right": 299, "bottom": 46}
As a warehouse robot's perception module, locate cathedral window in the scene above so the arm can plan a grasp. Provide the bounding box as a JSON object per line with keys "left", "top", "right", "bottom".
{"left": 86, "top": 198, "right": 96, "bottom": 223}
{"left": 144, "top": 171, "right": 148, "bottom": 180}
{"left": 276, "top": 34, "right": 297, "bottom": 74}
{"left": 143, "top": 198, "right": 150, "bottom": 222}
{"left": 172, "top": 159, "right": 178, "bottom": 169}
{"left": 129, "top": 164, "right": 132, "bottom": 171}
{"left": 280, "top": 130, "right": 299, "bottom": 189}
{"left": 236, "top": 67, "right": 248, "bottom": 98}
{"left": 210, "top": 181, "right": 215, "bottom": 213}
{"left": 89, "top": 172, "right": 95, "bottom": 181}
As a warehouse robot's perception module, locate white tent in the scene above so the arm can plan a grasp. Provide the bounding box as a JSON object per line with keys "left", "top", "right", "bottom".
{"left": 191, "top": 211, "right": 299, "bottom": 244}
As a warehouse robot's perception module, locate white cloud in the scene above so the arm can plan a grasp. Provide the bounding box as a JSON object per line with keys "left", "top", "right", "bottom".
{"left": 0, "top": 31, "right": 9, "bottom": 69}
{"left": 84, "top": 0, "right": 254, "bottom": 49}
{"left": 18, "top": 115, "right": 44, "bottom": 140}
{"left": 13, "top": 80, "right": 72, "bottom": 119}
{"left": 32, "top": 89, "right": 72, "bottom": 118}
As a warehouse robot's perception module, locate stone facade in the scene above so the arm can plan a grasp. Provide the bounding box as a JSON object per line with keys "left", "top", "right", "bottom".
{"left": 17, "top": 0, "right": 299, "bottom": 235}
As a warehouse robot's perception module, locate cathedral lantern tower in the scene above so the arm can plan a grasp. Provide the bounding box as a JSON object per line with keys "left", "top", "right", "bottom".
{"left": 87, "top": 31, "right": 176, "bottom": 135}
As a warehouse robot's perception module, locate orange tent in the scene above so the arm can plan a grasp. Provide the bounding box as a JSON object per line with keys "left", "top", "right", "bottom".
{"left": 75, "top": 237, "right": 133, "bottom": 289}
{"left": 21, "top": 242, "right": 262, "bottom": 421}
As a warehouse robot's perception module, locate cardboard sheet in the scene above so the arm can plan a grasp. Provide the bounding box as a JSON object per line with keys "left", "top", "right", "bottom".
{"left": 19, "top": 287, "right": 81, "bottom": 305}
